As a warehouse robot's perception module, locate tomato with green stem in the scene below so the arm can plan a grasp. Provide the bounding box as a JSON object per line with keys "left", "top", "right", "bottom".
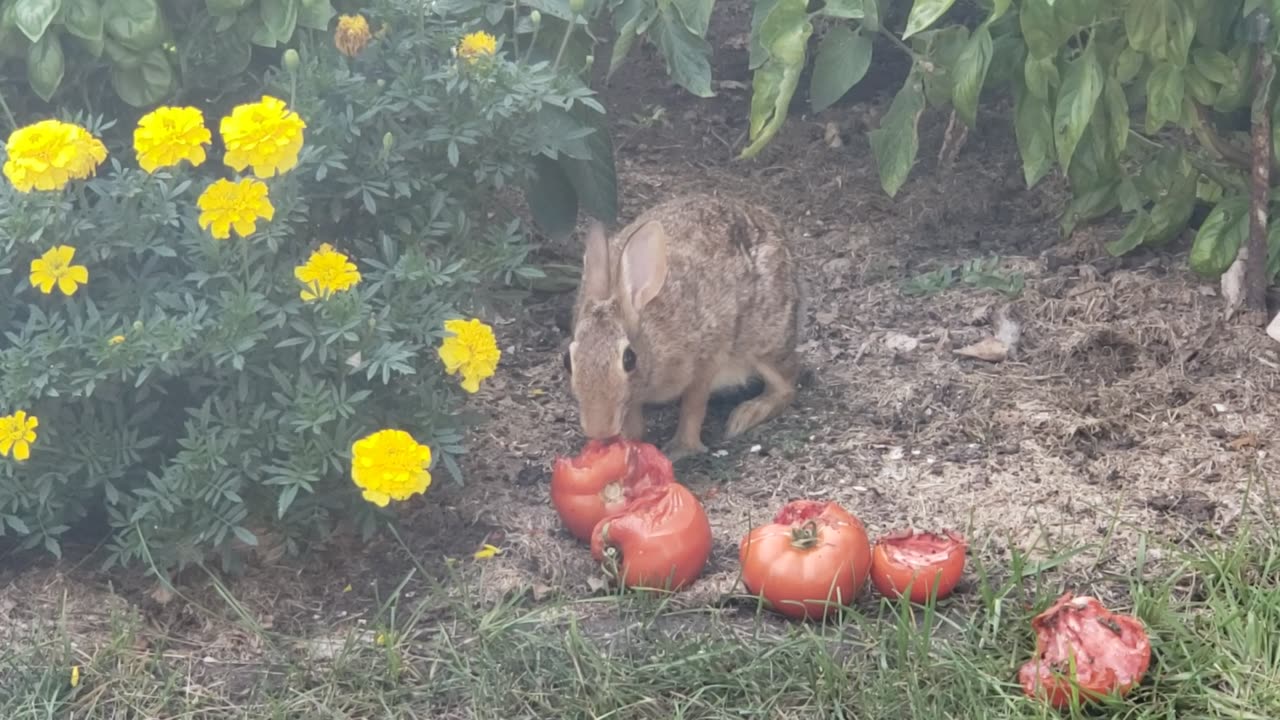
{"left": 1019, "top": 593, "right": 1152, "bottom": 708}
{"left": 738, "top": 500, "right": 873, "bottom": 620}
{"left": 869, "top": 528, "right": 967, "bottom": 603}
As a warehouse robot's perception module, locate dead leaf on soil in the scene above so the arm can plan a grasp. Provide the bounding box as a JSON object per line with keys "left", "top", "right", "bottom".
{"left": 953, "top": 336, "right": 1009, "bottom": 363}
{"left": 824, "top": 122, "right": 843, "bottom": 149}
{"left": 586, "top": 576, "right": 609, "bottom": 593}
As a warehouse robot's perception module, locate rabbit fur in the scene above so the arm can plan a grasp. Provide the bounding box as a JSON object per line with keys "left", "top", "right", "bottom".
{"left": 564, "top": 193, "right": 804, "bottom": 460}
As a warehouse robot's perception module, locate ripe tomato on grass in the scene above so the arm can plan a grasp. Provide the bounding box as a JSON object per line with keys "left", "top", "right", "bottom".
{"left": 550, "top": 438, "right": 673, "bottom": 541}
{"left": 590, "top": 481, "right": 712, "bottom": 592}
{"left": 738, "top": 500, "right": 872, "bottom": 620}
{"left": 1019, "top": 593, "right": 1152, "bottom": 708}
{"left": 869, "top": 528, "right": 967, "bottom": 603}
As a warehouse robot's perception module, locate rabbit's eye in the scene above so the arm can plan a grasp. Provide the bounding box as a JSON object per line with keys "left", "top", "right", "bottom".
{"left": 562, "top": 349, "right": 572, "bottom": 373}
{"left": 622, "top": 346, "right": 637, "bottom": 373}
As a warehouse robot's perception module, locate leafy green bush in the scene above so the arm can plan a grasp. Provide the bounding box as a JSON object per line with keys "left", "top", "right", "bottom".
{"left": 0, "top": 0, "right": 337, "bottom": 107}
{"left": 0, "top": 0, "right": 616, "bottom": 575}
{"left": 741, "top": 0, "right": 1280, "bottom": 286}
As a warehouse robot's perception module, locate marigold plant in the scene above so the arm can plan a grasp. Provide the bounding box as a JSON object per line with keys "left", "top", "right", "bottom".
{"left": 0, "top": 0, "right": 616, "bottom": 573}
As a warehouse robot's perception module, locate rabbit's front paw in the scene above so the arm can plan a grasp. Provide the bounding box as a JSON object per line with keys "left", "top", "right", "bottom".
{"left": 662, "top": 438, "right": 708, "bottom": 462}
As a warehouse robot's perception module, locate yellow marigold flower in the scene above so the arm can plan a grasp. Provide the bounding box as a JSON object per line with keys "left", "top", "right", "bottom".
{"left": 2, "top": 119, "right": 107, "bottom": 192}
{"left": 335, "top": 14, "right": 372, "bottom": 57}
{"left": 473, "top": 543, "right": 501, "bottom": 560}
{"left": 133, "top": 106, "right": 212, "bottom": 173}
{"left": 197, "top": 178, "right": 274, "bottom": 239}
{"left": 350, "top": 429, "right": 433, "bottom": 507}
{"left": 70, "top": 665, "right": 80, "bottom": 688}
{"left": 219, "top": 95, "right": 307, "bottom": 178}
{"left": 0, "top": 410, "right": 39, "bottom": 462}
{"left": 295, "top": 243, "right": 361, "bottom": 301}
{"left": 438, "top": 318, "right": 500, "bottom": 393}
{"left": 457, "top": 31, "right": 497, "bottom": 62}
{"left": 29, "top": 245, "right": 89, "bottom": 296}
{"left": 109, "top": 335, "right": 126, "bottom": 345}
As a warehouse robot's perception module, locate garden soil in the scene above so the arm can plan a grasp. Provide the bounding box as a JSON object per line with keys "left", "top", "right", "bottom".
{"left": 3, "top": 0, "right": 1278, "bottom": 690}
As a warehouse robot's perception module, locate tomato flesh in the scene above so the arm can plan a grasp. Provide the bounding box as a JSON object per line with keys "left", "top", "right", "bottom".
{"left": 739, "top": 500, "right": 872, "bottom": 620}
{"left": 1019, "top": 593, "right": 1152, "bottom": 708}
{"left": 869, "top": 528, "right": 967, "bottom": 603}
{"left": 590, "top": 481, "right": 712, "bottom": 592}
{"left": 550, "top": 438, "right": 672, "bottom": 541}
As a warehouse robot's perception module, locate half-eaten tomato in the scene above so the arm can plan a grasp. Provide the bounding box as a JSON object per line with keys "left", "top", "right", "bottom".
{"left": 738, "top": 500, "right": 873, "bottom": 620}
{"left": 869, "top": 528, "right": 967, "bottom": 603}
{"left": 1019, "top": 593, "right": 1152, "bottom": 708}
{"left": 590, "top": 481, "right": 712, "bottom": 592}
{"left": 550, "top": 438, "right": 673, "bottom": 541}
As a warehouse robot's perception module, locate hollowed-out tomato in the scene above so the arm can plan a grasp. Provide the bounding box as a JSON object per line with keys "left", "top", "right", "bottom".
{"left": 550, "top": 438, "right": 673, "bottom": 541}
{"left": 1019, "top": 593, "right": 1152, "bottom": 708}
{"left": 589, "top": 481, "right": 712, "bottom": 592}
{"left": 869, "top": 528, "right": 967, "bottom": 603}
{"left": 738, "top": 500, "right": 873, "bottom": 620}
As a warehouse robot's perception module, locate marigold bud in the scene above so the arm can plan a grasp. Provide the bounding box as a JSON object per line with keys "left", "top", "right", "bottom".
{"left": 383, "top": 132, "right": 395, "bottom": 151}
{"left": 530, "top": 10, "right": 541, "bottom": 26}
{"left": 282, "top": 49, "right": 300, "bottom": 73}
{"left": 569, "top": 0, "right": 585, "bottom": 15}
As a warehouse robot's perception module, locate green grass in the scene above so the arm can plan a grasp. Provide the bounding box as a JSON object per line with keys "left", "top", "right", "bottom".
{"left": 2, "top": 524, "right": 1279, "bottom": 719}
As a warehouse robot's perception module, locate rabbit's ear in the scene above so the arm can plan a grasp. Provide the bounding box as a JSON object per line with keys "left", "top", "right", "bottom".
{"left": 582, "top": 220, "right": 612, "bottom": 301}
{"left": 620, "top": 220, "right": 668, "bottom": 312}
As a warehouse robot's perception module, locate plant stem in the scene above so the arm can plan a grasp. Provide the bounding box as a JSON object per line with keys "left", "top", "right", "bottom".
{"left": 551, "top": 15, "right": 577, "bottom": 73}
{"left": 877, "top": 27, "right": 928, "bottom": 67}
{"left": 1245, "top": 28, "right": 1273, "bottom": 319}
{"left": 0, "top": 86, "right": 18, "bottom": 132}
{"left": 511, "top": 0, "right": 521, "bottom": 62}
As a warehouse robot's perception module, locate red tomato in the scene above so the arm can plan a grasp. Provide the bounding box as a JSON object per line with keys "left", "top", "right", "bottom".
{"left": 1019, "top": 593, "right": 1152, "bottom": 708}
{"left": 590, "top": 482, "right": 712, "bottom": 592}
{"left": 550, "top": 438, "right": 673, "bottom": 541}
{"left": 738, "top": 500, "right": 873, "bottom": 620}
{"left": 869, "top": 528, "right": 967, "bottom": 603}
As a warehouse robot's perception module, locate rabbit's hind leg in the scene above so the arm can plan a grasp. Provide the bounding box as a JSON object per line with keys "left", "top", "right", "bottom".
{"left": 724, "top": 354, "right": 799, "bottom": 439}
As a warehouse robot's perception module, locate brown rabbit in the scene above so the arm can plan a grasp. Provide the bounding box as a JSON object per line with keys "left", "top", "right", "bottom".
{"left": 563, "top": 193, "right": 804, "bottom": 460}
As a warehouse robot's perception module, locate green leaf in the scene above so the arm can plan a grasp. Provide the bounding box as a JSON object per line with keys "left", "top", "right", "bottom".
{"left": 1053, "top": 42, "right": 1104, "bottom": 172}
{"left": 1189, "top": 197, "right": 1248, "bottom": 277}
{"left": 670, "top": 0, "right": 714, "bottom": 37}
{"left": 820, "top": 0, "right": 864, "bottom": 19}
{"left": 1192, "top": 48, "right": 1234, "bottom": 84}
{"left": 110, "top": 46, "right": 174, "bottom": 106}
{"left": 297, "top": 0, "right": 333, "bottom": 29}
{"left": 1106, "top": 211, "right": 1155, "bottom": 256}
{"left": 26, "top": 32, "right": 64, "bottom": 101}
{"left": 205, "top": 0, "right": 250, "bottom": 14}
{"left": 103, "top": 0, "right": 165, "bottom": 52}
{"left": 1115, "top": 47, "right": 1144, "bottom": 83}
{"left": 654, "top": 2, "right": 714, "bottom": 97}
{"left": 526, "top": 154, "right": 579, "bottom": 241}
{"left": 13, "top": 0, "right": 61, "bottom": 42}
{"left": 260, "top": 0, "right": 300, "bottom": 45}
{"left": 277, "top": 484, "right": 299, "bottom": 518}
{"left": 903, "top": 0, "right": 957, "bottom": 39}
{"left": 558, "top": 102, "right": 618, "bottom": 224}
{"left": 1024, "top": 54, "right": 1058, "bottom": 99}
{"left": 1014, "top": 76, "right": 1054, "bottom": 187}
{"left": 1144, "top": 171, "right": 1197, "bottom": 247}
{"left": 1183, "top": 64, "right": 1217, "bottom": 105}
{"left": 740, "top": 0, "right": 811, "bottom": 158}
{"left": 609, "top": 0, "right": 654, "bottom": 78}
{"left": 64, "top": 0, "right": 103, "bottom": 43}
{"left": 1164, "top": 0, "right": 1195, "bottom": 66}
{"left": 1103, "top": 77, "right": 1129, "bottom": 154}
{"left": 919, "top": 25, "right": 968, "bottom": 107}
{"left": 951, "top": 25, "right": 993, "bottom": 128}
{"left": 861, "top": 0, "right": 880, "bottom": 31}
{"left": 1020, "top": 0, "right": 1065, "bottom": 59}
{"left": 232, "top": 526, "right": 259, "bottom": 547}
{"left": 868, "top": 70, "right": 926, "bottom": 197}
{"left": 809, "top": 25, "right": 872, "bottom": 113}
{"left": 748, "top": 0, "right": 777, "bottom": 69}
{"left": 1144, "top": 62, "right": 1184, "bottom": 132}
